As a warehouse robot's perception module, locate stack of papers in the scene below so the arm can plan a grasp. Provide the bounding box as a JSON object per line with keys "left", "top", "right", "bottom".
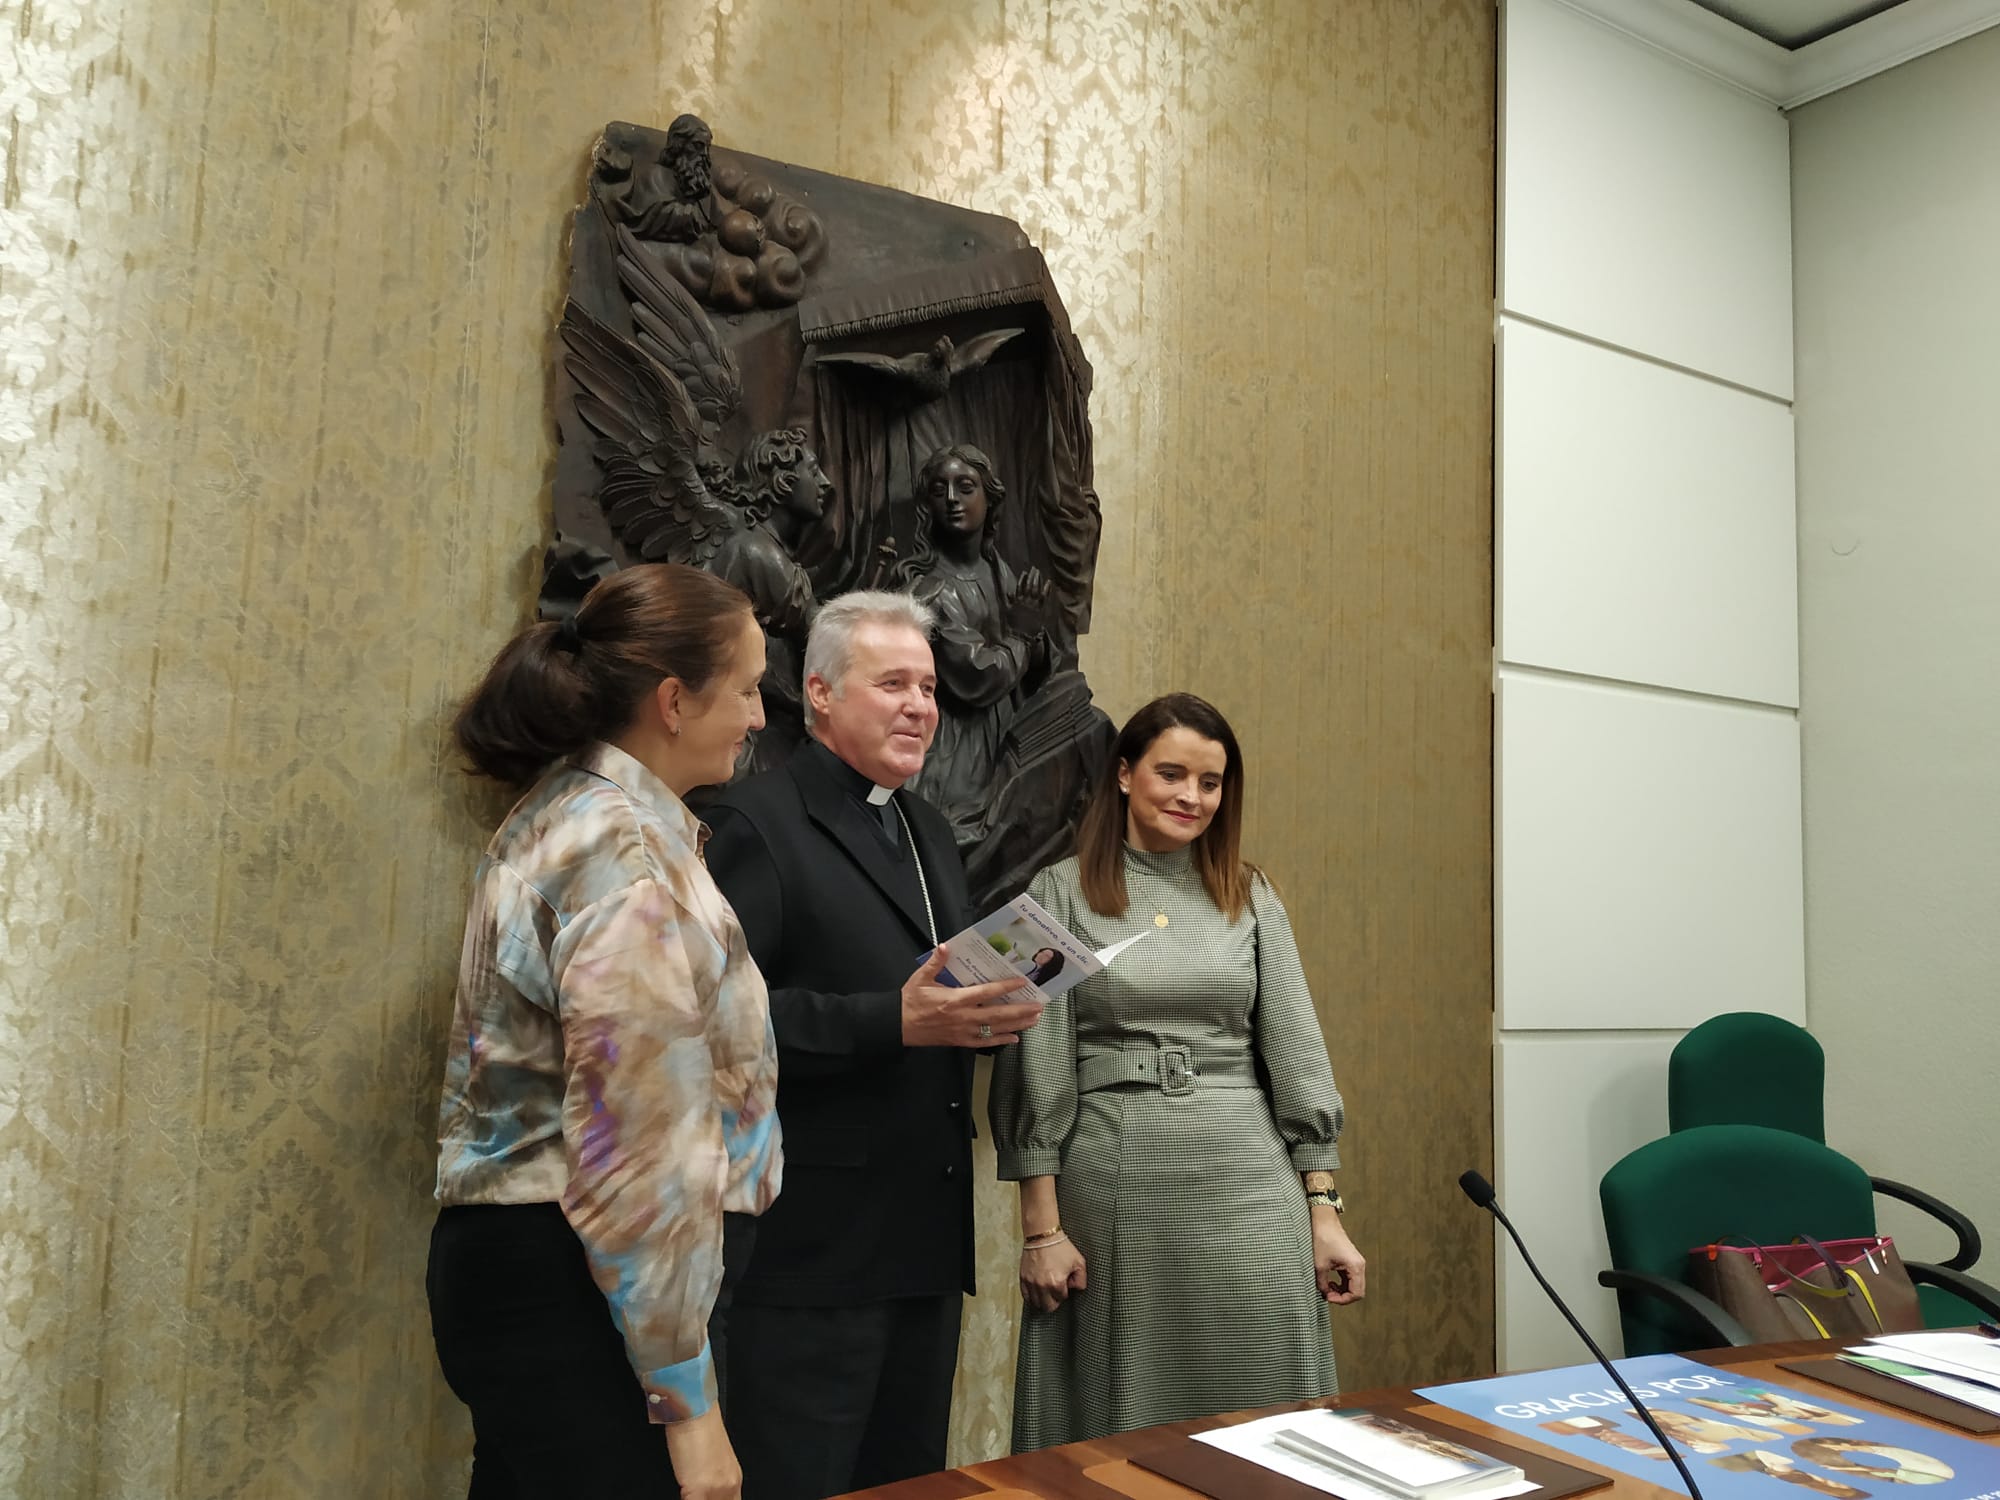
{"left": 1839, "top": 1331, "right": 2000, "bottom": 1417}
{"left": 1193, "top": 1408, "right": 1534, "bottom": 1500}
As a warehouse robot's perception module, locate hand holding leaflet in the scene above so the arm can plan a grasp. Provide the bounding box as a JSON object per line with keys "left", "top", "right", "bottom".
{"left": 899, "top": 945, "right": 1042, "bottom": 1049}
{"left": 930, "top": 892, "right": 1150, "bottom": 1001}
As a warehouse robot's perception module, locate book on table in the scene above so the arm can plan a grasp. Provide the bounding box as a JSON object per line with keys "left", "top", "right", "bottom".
{"left": 1269, "top": 1410, "right": 1527, "bottom": 1500}
{"left": 1193, "top": 1408, "right": 1528, "bottom": 1500}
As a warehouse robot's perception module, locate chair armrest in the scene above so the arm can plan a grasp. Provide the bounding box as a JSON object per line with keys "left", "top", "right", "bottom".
{"left": 1873, "top": 1176, "right": 1981, "bottom": 1272}
{"left": 1598, "top": 1269, "right": 1756, "bottom": 1347}
{"left": 1906, "top": 1261, "right": 2000, "bottom": 1319}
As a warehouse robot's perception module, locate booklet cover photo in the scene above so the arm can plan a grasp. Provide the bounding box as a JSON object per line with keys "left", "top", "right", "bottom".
{"left": 1419, "top": 1355, "right": 2000, "bottom": 1500}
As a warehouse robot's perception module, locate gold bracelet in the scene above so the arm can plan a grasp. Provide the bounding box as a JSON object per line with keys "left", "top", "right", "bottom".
{"left": 1023, "top": 1230, "right": 1070, "bottom": 1252}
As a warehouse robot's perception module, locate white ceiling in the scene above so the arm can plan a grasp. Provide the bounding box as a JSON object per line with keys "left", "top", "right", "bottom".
{"left": 1685, "top": 0, "right": 1910, "bottom": 49}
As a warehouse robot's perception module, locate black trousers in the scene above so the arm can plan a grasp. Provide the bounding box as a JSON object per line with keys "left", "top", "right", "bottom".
{"left": 726, "top": 1294, "right": 963, "bottom": 1500}
{"left": 427, "top": 1201, "right": 754, "bottom": 1500}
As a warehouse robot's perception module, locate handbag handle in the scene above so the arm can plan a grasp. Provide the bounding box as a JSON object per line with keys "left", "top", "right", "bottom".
{"left": 1799, "top": 1233, "right": 1851, "bottom": 1275}
{"left": 1782, "top": 1235, "right": 1891, "bottom": 1331}
{"left": 1773, "top": 1290, "right": 1834, "bottom": 1338}
{"left": 1763, "top": 1233, "right": 1855, "bottom": 1301}
{"left": 1800, "top": 1234, "right": 1892, "bottom": 1332}
{"left": 1769, "top": 1237, "right": 1890, "bottom": 1332}
{"left": 1841, "top": 1265, "right": 1888, "bottom": 1330}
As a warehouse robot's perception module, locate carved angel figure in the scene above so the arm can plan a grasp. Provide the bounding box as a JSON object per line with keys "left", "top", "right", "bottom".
{"left": 559, "top": 222, "right": 830, "bottom": 656}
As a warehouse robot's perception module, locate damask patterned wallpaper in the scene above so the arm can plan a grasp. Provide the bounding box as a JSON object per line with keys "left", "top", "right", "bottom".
{"left": 0, "top": 0, "right": 1493, "bottom": 1494}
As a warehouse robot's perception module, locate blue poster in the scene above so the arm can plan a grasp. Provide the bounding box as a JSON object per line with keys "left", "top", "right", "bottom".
{"left": 1417, "top": 1354, "right": 2000, "bottom": 1500}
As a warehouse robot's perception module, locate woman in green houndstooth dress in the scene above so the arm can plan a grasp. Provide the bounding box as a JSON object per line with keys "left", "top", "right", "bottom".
{"left": 990, "top": 693, "right": 1367, "bottom": 1451}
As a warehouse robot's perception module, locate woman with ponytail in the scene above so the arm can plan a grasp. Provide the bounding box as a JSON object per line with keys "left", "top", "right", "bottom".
{"left": 427, "top": 563, "right": 781, "bottom": 1500}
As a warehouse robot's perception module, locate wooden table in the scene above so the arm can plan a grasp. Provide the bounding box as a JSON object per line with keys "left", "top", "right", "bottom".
{"left": 841, "top": 1340, "right": 1998, "bottom": 1500}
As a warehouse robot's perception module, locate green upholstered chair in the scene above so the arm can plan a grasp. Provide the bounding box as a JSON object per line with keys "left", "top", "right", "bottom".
{"left": 1667, "top": 1012, "right": 1985, "bottom": 1327}
{"left": 1668, "top": 1011, "right": 1825, "bottom": 1140}
{"left": 1598, "top": 1124, "right": 2000, "bottom": 1356}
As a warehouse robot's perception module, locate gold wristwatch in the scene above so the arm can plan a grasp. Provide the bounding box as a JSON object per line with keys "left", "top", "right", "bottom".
{"left": 1296, "top": 1184, "right": 1344, "bottom": 1216}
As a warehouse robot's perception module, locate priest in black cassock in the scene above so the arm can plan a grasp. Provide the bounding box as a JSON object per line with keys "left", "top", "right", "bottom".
{"left": 703, "top": 590, "right": 1043, "bottom": 1500}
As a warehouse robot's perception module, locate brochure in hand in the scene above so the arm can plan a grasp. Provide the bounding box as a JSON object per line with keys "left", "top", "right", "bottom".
{"left": 1418, "top": 1353, "right": 2000, "bottom": 1500}
{"left": 930, "top": 892, "right": 1149, "bottom": 1001}
{"left": 1193, "top": 1408, "right": 1532, "bottom": 1500}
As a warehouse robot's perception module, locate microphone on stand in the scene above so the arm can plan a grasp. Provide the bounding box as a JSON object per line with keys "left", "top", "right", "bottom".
{"left": 1457, "top": 1170, "right": 1709, "bottom": 1500}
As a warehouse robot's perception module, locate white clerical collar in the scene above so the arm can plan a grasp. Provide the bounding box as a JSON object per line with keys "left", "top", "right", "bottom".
{"left": 866, "top": 783, "right": 895, "bottom": 806}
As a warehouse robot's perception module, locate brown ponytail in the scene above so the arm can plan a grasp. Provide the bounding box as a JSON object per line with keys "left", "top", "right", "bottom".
{"left": 452, "top": 563, "right": 752, "bottom": 786}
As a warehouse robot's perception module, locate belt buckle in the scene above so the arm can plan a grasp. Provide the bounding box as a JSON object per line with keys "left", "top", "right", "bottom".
{"left": 1158, "top": 1045, "right": 1196, "bottom": 1097}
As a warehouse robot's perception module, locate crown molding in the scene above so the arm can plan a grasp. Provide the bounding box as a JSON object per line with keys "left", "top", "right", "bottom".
{"left": 1544, "top": 0, "right": 2000, "bottom": 109}
{"left": 1783, "top": 0, "right": 2000, "bottom": 106}
{"left": 1545, "top": 0, "right": 1791, "bottom": 102}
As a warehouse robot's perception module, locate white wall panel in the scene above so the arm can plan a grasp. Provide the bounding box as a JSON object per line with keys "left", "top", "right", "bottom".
{"left": 1498, "top": 320, "right": 1799, "bottom": 706}
{"left": 1793, "top": 28, "right": 2000, "bottom": 1285}
{"left": 1495, "top": 1032, "right": 1675, "bottom": 1371}
{"left": 1496, "top": 671, "right": 1805, "bottom": 1030}
{"left": 1501, "top": 0, "right": 1794, "bottom": 397}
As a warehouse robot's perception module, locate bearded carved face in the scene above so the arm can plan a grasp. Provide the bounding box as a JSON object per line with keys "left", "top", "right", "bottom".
{"left": 663, "top": 115, "right": 714, "bottom": 199}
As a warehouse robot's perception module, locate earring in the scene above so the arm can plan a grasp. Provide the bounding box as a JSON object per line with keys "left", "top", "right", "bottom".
{"left": 670, "top": 725, "right": 682, "bottom": 737}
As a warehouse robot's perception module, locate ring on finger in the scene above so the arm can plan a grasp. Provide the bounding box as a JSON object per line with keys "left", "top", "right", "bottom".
{"left": 978, "top": 1022, "right": 993, "bottom": 1039}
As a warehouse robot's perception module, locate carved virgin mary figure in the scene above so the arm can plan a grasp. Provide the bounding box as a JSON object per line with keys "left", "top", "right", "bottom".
{"left": 900, "top": 442, "right": 1107, "bottom": 904}
{"left": 904, "top": 444, "right": 1050, "bottom": 827}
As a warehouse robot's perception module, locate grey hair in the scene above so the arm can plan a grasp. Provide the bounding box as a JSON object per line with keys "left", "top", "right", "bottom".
{"left": 801, "top": 589, "right": 936, "bottom": 731}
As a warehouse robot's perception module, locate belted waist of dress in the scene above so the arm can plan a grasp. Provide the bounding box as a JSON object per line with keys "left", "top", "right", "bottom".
{"left": 1074, "top": 1046, "right": 1261, "bottom": 1097}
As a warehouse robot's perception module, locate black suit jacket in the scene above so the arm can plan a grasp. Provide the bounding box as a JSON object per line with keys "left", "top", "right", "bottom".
{"left": 703, "top": 740, "right": 977, "bottom": 1306}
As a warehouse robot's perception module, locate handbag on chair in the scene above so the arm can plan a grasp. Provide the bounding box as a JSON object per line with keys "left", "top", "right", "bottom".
{"left": 1688, "top": 1235, "right": 1923, "bottom": 1342}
